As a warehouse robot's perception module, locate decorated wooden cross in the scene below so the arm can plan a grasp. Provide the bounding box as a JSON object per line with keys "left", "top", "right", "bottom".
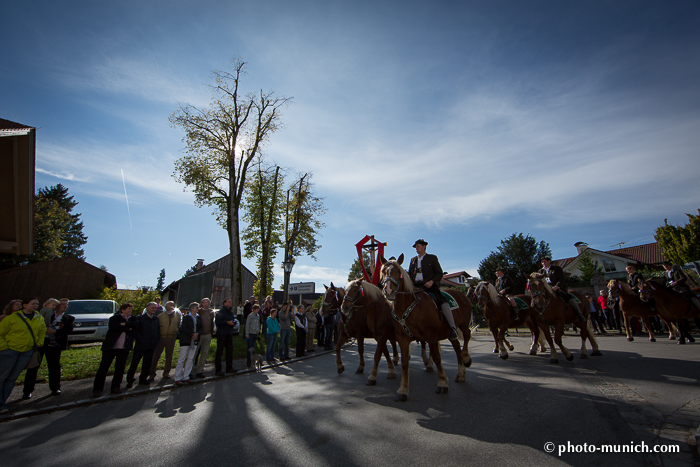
{"left": 355, "top": 235, "right": 387, "bottom": 286}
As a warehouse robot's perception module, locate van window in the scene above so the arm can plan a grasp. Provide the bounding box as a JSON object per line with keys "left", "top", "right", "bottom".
{"left": 66, "top": 302, "right": 114, "bottom": 314}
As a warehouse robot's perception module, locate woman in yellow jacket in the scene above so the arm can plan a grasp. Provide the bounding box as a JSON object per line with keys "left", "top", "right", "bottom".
{"left": 0, "top": 298, "right": 47, "bottom": 413}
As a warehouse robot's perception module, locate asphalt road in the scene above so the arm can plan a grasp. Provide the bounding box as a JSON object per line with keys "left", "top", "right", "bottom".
{"left": 0, "top": 332, "right": 698, "bottom": 467}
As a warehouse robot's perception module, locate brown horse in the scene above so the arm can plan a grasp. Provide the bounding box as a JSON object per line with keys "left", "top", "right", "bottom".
{"left": 607, "top": 279, "right": 677, "bottom": 342}
{"left": 638, "top": 279, "right": 698, "bottom": 344}
{"left": 340, "top": 279, "right": 403, "bottom": 385}
{"left": 474, "top": 282, "right": 550, "bottom": 360}
{"left": 528, "top": 274, "right": 602, "bottom": 362}
{"left": 319, "top": 282, "right": 399, "bottom": 375}
{"left": 379, "top": 254, "right": 473, "bottom": 402}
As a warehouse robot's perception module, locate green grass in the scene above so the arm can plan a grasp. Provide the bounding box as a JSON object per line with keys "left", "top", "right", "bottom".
{"left": 16, "top": 330, "right": 302, "bottom": 383}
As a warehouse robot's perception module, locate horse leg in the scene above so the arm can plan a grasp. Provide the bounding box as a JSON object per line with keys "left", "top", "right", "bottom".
{"left": 366, "top": 340, "right": 384, "bottom": 386}
{"left": 355, "top": 337, "right": 365, "bottom": 374}
{"left": 390, "top": 337, "right": 400, "bottom": 366}
{"left": 460, "top": 321, "right": 472, "bottom": 369}
{"left": 554, "top": 323, "right": 573, "bottom": 361}
{"left": 504, "top": 337, "right": 514, "bottom": 352}
{"left": 587, "top": 321, "right": 602, "bottom": 356}
{"left": 490, "top": 323, "right": 500, "bottom": 355}
{"left": 395, "top": 338, "right": 411, "bottom": 402}
{"left": 622, "top": 313, "right": 633, "bottom": 342}
{"left": 429, "top": 340, "right": 449, "bottom": 394}
{"left": 643, "top": 317, "right": 656, "bottom": 342}
{"left": 380, "top": 338, "right": 396, "bottom": 379}
{"left": 335, "top": 329, "right": 348, "bottom": 374}
{"left": 421, "top": 341, "right": 434, "bottom": 372}
{"left": 538, "top": 331, "right": 548, "bottom": 353}
{"left": 527, "top": 319, "right": 539, "bottom": 355}
{"left": 449, "top": 337, "right": 466, "bottom": 383}
{"left": 498, "top": 324, "right": 510, "bottom": 360}
{"left": 676, "top": 320, "right": 686, "bottom": 344}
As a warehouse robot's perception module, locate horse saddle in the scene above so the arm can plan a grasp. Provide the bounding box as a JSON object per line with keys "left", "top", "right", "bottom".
{"left": 424, "top": 291, "right": 459, "bottom": 310}
{"left": 514, "top": 297, "right": 529, "bottom": 310}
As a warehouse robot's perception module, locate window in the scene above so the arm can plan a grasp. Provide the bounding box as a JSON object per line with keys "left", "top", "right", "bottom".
{"left": 602, "top": 257, "right": 617, "bottom": 273}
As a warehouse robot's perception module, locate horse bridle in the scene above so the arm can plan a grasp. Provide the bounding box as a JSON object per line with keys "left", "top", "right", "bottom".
{"left": 529, "top": 280, "right": 552, "bottom": 313}
{"left": 379, "top": 263, "right": 425, "bottom": 339}
{"left": 321, "top": 289, "right": 343, "bottom": 316}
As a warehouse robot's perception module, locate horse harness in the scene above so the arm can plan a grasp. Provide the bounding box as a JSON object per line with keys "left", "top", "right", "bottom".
{"left": 380, "top": 263, "right": 426, "bottom": 339}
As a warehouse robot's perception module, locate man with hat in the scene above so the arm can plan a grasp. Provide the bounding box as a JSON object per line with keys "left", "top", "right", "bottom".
{"left": 495, "top": 268, "right": 519, "bottom": 322}
{"left": 662, "top": 262, "right": 700, "bottom": 312}
{"left": 539, "top": 257, "right": 586, "bottom": 323}
{"left": 407, "top": 239, "right": 459, "bottom": 340}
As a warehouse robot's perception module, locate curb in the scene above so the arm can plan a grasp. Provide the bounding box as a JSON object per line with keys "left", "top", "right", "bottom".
{"left": 0, "top": 341, "right": 354, "bottom": 423}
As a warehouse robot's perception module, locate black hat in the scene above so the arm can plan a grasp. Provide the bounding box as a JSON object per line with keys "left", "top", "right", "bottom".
{"left": 413, "top": 239, "right": 428, "bottom": 247}
{"left": 495, "top": 267, "right": 504, "bottom": 272}
{"left": 282, "top": 301, "right": 288, "bottom": 306}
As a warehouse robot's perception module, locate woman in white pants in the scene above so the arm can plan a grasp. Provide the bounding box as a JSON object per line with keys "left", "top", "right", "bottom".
{"left": 174, "top": 303, "right": 201, "bottom": 384}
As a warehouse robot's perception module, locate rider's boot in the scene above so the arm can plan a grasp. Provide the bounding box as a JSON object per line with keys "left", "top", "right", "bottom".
{"left": 569, "top": 299, "right": 587, "bottom": 323}
{"left": 440, "top": 303, "right": 459, "bottom": 340}
{"left": 510, "top": 305, "right": 519, "bottom": 323}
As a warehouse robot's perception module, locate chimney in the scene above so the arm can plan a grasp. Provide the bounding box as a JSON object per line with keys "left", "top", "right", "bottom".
{"left": 574, "top": 242, "right": 588, "bottom": 255}
{"left": 196, "top": 259, "right": 204, "bottom": 270}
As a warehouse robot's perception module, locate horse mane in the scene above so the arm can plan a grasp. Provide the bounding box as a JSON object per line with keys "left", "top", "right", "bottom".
{"left": 362, "top": 281, "right": 385, "bottom": 302}
{"left": 530, "top": 272, "right": 546, "bottom": 280}
{"left": 476, "top": 281, "right": 500, "bottom": 303}
{"left": 387, "top": 260, "right": 415, "bottom": 293}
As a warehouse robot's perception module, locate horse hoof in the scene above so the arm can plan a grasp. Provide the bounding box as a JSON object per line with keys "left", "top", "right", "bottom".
{"left": 338, "top": 367, "right": 345, "bottom": 374}
{"left": 591, "top": 350, "right": 603, "bottom": 356}
{"left": 566, "top": 354, "right": 574, "bottom": 361}
{"left": 366, "top": 379, "right": 376, "bottom": 386}
{"left": 394, "top": 393, "right": 408, "bottom": 402}
{"left": 550, "top": 359, "right": 559, "bottom": 364}
{"left": 435, "top": 387, "right": 449, "bottom": 394}
{"left": 464, "top": 358, "right": 472, "bottom": 368}
{"left": 425, "top": 366, "right": 434, "bottom": 373}
{"left": 529, "top": 350, "right": 537, "bottom": 356}
{"left": 580, "top": 353, "right": 588, "bottom": 360}
{"left": 387, "top": 373, "right": 396, "bottom": 379}
{"left": 649, "top": 338, "right": 656, "bottom": 342}
{"left": 678, "top": 340, "right": 686, "bottom": 345}
{"left": 688, "top": 337, "right": 696, "bottom": 343}
{"left": 492, "top": 348, "right": 498, "bottom": 353}
{"left": 627, "top": 337, "right": 634, "bottom": 342}
{"left": 355, "top": 368, "right": 364, "bottom": 374}
{"left": 508, "top": 345, "right": 514, "bottom": 351}
{"left": 499, "top": 353, "right": 509, "bottom": 360}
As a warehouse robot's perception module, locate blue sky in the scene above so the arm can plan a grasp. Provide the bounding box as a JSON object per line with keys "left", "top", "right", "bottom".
{"left": 2, "top": 1, "right": 699, "bottom": 292}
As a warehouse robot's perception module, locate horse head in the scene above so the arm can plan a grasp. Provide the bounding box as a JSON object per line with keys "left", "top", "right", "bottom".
{"left": 638, "top": 279, "right": 660, "bottom": 303}
{"left": 527, "top": 273, "right": 553, "bottom": 312}
{"left": 320, "top": 282, "right": 345, "bottom": 317}
{"left": 341, "top": 279, "right": 364, "bottom": 316}
{"left": 379, "top": 253, "right": 408, "bottom": 300}
{"left": 475, "top": 282, "right": 493, "bottom": 307}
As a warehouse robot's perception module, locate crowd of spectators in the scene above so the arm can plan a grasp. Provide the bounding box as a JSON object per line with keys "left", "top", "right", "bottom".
{"left": 0, "top": 294, "right": 341, "bottom": 413}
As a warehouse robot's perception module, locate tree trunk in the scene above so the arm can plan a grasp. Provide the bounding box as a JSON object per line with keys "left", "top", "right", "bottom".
{"left": 229, "top": 202, "right": 243, "bottom": 309}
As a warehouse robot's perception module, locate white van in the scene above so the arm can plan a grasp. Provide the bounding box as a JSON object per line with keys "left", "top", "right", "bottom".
{"left": 66, "top": 299, "right": 118, "bottom": 343}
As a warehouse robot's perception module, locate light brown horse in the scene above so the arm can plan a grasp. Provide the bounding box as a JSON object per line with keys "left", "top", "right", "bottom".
{"left": 638, "top": 279, "right": 698, "bottom": 344}
{"left": 474, "top": 281, "right": 551, "bottom": 360}
{"left": 340, "top": 279, "right": 402, "bottom": 385}
{"left": 379, "top": 254, "right": 472, "bottom": 402}
{"left": 528, "top": 274, "right": 602, "bottom": 362}
{"left": 607, "top": 279, "right": 677, "bottom": 342}
{"left": 320, "top": 282, "right": 399, "bottom": 375}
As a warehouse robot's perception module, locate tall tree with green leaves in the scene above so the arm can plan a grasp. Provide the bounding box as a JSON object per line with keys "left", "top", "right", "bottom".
{"left": 477, "top": 233, "right": 552, "bottom": 293}
{"left": 170, "top": 58, "right": 291, "bottom": 308}
{"left": 242, "top": 163, "right": 284, "bottom": 301}
{"left": 654, "top": 209, "right": 700, "bottom": 265}
{"left": 284, "top": 174, "right": 325, "bottom": 268}
{"left": 574, "top": 251, "right": 603, "bottom": 283}
{"left": 156, "top": 269, "right": 166, "bottom": 292}
{"left": 0, "top": 183, "right": 87, "bottom": 269}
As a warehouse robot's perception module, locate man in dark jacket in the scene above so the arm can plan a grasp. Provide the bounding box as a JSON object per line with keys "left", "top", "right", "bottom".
{"left": 93, "top": 303, "right": 138, "bottom": 397}
{"left": 663, "top": 262, "right": 700, "bottom": 311}
{"left": 407, "top": 239, "right": 458, "bottom": 340}
{"left": 126, "top": 302, "right": 160, "bottom": 388}
{"left": 539, "top": 257, "right": 586, "bottom": 323}
{"left": 495, "top": 268, "right": 519, "bottom": 322}
{"left": 214, "top": 298, "right": 238, "bottom": 376}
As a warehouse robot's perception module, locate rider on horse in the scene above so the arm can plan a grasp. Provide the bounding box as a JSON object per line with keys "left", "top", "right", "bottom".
{"left": 662, "top": 262, "right": 700, "bottom": 313}
{"left": 626, "top": 265, "right": 644, "bottom": 292}
{"left": 407, "top": 239, "right": 459, "bottom": 340}
{"left": 495, "top": 267, "right": 519, "bottom": 322}
{"left": 539, "top": 257, "right": 586, "bottom": 323}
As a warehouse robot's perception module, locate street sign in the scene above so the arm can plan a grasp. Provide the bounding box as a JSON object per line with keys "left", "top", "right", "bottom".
{"left": 288, "top": 282, "right": 316, "bottom": 294}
